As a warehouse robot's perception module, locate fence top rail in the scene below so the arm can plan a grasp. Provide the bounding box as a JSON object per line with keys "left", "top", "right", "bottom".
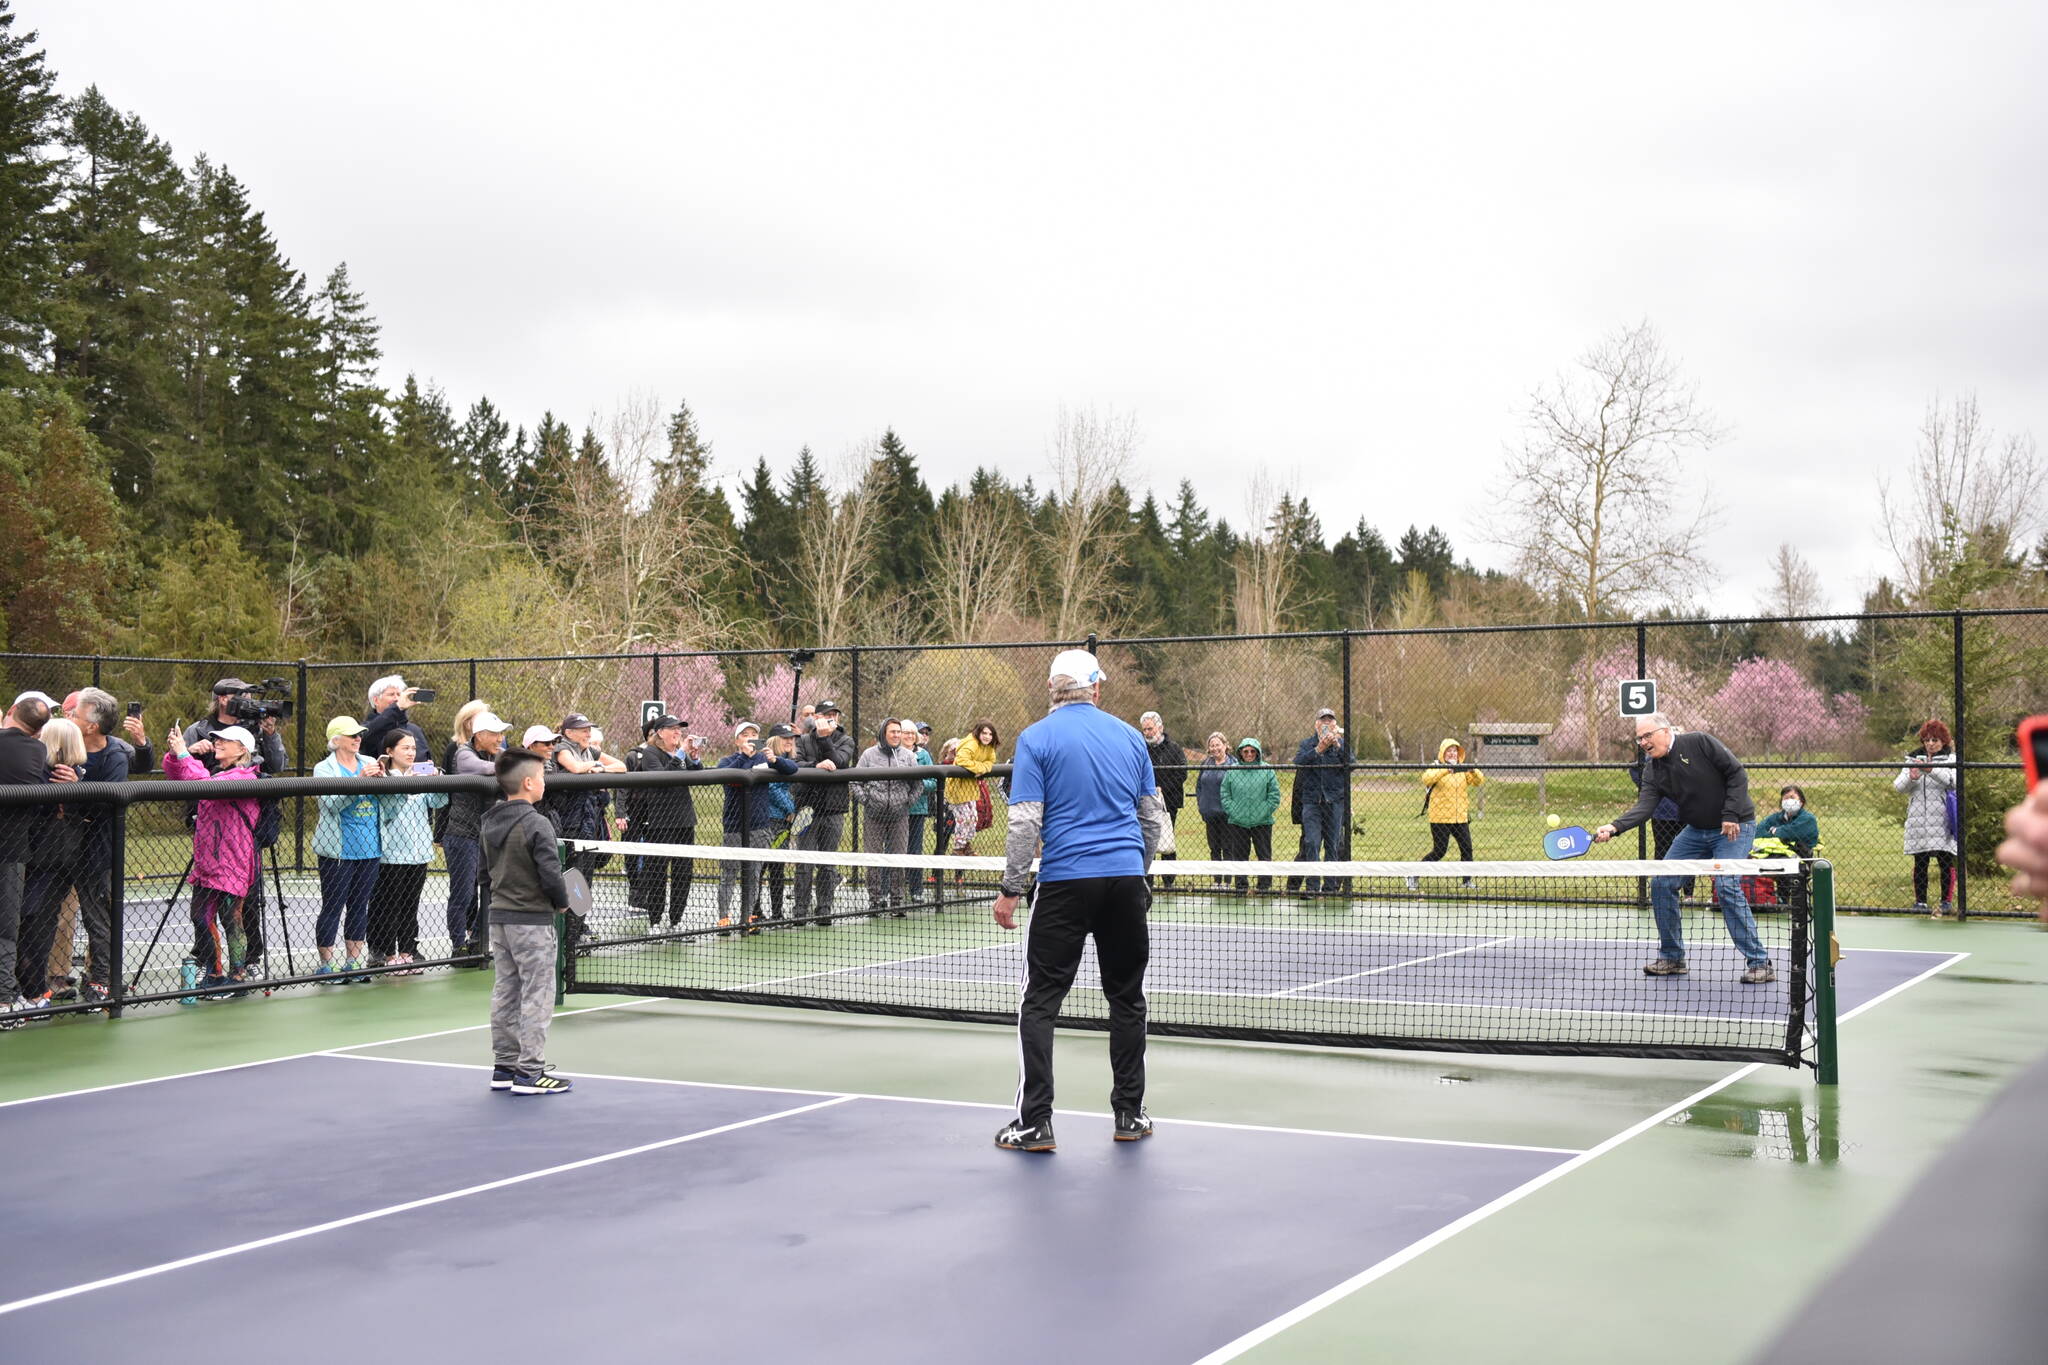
{"left": 0, "top": 653, "right": 302, "bottom": 668}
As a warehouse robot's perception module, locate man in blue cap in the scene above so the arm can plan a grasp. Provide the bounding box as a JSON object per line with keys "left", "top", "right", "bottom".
{"left": 992, "top": 649, "right": 1171, "bottom": 1152}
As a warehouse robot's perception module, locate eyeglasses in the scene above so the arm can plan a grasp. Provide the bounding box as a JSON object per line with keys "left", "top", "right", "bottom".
{"left": 1634, "top": 727, "right": 1670, "bottom": 747}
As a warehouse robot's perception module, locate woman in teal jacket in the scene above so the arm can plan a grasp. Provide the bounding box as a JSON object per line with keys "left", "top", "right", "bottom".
{"left": 1219, "top": 737, "right": 1280, "bottom": 892}
{"left": 369, "top": 730, "right": 449, "bottom": 971}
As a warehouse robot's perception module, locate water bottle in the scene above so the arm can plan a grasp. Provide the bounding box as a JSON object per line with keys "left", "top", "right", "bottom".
{"left": 179, "top": 956, "right": 201, "bottom": 1006}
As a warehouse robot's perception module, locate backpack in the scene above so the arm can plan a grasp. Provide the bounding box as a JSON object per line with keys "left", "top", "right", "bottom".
{"left": 1944, "top": 788, "right": 1961, "bottom": 841}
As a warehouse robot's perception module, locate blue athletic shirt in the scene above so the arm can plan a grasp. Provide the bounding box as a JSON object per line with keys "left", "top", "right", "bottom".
{"left": 1008, "top": 702, "right": 1155, "bottom": 883}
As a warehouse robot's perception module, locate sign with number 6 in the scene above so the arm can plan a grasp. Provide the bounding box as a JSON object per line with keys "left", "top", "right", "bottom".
{"left": 1618, "top": 679, "right": 1658, "bottom": 718}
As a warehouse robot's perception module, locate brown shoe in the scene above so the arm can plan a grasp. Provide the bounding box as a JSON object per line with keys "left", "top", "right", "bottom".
{"left": 1642, "top": 958, "right": 1689, "bottom": 976}
{"left": 1741, "top": 963, "right": 1777, "bottom": 984}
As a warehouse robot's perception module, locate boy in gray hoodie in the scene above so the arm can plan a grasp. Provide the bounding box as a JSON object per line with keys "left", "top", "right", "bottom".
{"left": 855, "top": 718, "right": 919, "bottom": 916}
{"left": 481, "top": 749, "right": 572, "bottom": 1095}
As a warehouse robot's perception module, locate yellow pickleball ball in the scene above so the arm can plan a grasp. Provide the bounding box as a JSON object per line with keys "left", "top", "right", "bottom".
{"left": 1546, "top": 814, "right": 1562, "bottom": 829}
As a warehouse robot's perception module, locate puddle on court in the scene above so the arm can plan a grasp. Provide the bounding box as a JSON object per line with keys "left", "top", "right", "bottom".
{"left": 1667, "top": 1093, "right": 1844, "bottom": 1164}
{"left": 1939, "top": 975, "right": 2043, "bottom": 987}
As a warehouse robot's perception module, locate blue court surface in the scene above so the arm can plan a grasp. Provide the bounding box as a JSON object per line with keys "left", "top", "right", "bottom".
{"left": 0, "top": 947, "right": 1960, "bottom": 1364}
{"left": 0, "top": 1053, "right": 1570, "bottom": 1362}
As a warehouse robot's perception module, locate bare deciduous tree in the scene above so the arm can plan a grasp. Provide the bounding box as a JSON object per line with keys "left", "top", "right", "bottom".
{"left": 1231, "top": 472, "right": 1299, "bottom": 636}
{"left": 926, "top": 492, "right": 1027, "bottom": 642}
{"left": 1036, "top": 405, "right": 1138, "bottom": 639}
{"left": 1485, "top": 320, "right": 1723, "bottom": 757}
{"left": 1880, "top": 393, "right": 2045, "bottom": 600}
{"left": 793, "top": 446, "right": 888, "bottom": 646}
{"left": 516, "top": 392, "right": 735, "bottom": 654}
{"left": 1759, "top": 542, "right": 1825, "bottom": 620}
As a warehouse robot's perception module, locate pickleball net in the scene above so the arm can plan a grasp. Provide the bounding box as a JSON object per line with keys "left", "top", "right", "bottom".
{"left": 563, "top": 841, "right": 1830, "bottom": 1068}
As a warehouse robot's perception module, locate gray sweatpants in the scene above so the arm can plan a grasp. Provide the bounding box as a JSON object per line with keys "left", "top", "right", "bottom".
{"left": 793, "top": 811, "right": 846, "bottom": 915}
{"left": 719, "top": 825, "right": 771, "bottom": 921}
{"left": 489, "top": 922, "right": 557, "bottom": 1074}
{"left": 864, "top": 814, "right": 908, "bottom": 909}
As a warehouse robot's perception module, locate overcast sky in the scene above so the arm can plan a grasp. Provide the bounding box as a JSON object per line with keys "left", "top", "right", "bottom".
{"left": 31, "top": 1, "right": 2048, "bottom": 616}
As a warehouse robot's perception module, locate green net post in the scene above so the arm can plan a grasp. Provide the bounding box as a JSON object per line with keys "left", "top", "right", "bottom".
{"left": 1812, "top": 859, "right": 1839, "bottom": 1086}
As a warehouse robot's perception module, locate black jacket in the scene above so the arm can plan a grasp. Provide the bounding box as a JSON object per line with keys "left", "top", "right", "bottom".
{"left": 0, "top": 727, "right": 49, "bottom": 861}
{"left": 362, "top": 706, "right": 430, "bottom": 765}
{"left": 1144, "top": 733, "right": 1187, "bottom": 814}
{"left": 794, "top": 729, "right": 858, "bottom": 813}
{"left": 1613, "top": 731, "right": 1754, "bottom": 834}
{"left": 625, "top": 741, "right": 702, "bottom": 833}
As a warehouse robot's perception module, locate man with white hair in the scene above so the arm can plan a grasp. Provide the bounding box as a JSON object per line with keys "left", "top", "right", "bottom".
{"left": 1594, "top": 712, "right": 1772, "bottom": 983}
{"left": 992, "top": 650, "right": 1171, "bottom": 1152}
{"left": 1137, "top": 711, "right": 1186, "bottom": 888}
{"left": 362, "top": 673, "right": 432, "bottom": 761}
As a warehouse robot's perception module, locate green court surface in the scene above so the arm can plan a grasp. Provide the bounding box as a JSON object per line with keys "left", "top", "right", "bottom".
{"left": 6, "top": 913, "right": 2047, "bottom": 1363}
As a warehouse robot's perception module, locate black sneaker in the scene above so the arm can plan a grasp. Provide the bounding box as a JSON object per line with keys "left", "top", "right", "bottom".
{"left": 511, "top": 1067, "right": 573, "bottom": 1096}
{"left": 490, "top": 1065, "right": 517, "bottom": 1091}
{"left": 994, "top": 1118, "right": 1056, "bottom": 1152}
{"left": 1113, "top": 1110, "right": 1154, "bottom": 1142}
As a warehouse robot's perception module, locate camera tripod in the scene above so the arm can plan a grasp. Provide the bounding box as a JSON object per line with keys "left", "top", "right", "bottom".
{"left": 128, "top": 838, "right": 296, "bottom": 997}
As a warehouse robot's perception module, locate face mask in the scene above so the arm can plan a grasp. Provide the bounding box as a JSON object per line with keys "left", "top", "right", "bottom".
{"left": 1781, "top": 798, "right": 1801, "bottom": 814}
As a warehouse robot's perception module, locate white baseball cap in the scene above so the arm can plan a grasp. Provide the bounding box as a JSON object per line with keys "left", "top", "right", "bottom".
{"left": 12, "top": 690, "right": 57, "bottom": 709}
{"left": 521, "top": 725, "right": 558, "bottom": 747}
{"left": 472, "top": 712, "right": 511, "bottom": 735}
{"left": 211, "top": 725, "right": 256, "bottom": 750}
{"left": 1048, "top": 649, "right": 1106, "bottom": 685}
{"left": 734, "top": 719, "right": 760, "bottom": 736}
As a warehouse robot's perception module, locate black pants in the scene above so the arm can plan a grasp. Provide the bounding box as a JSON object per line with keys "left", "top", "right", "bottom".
{"left": 1203, "top": 813, "right": 1230, "bottom": 863}
{"left": 1016, "top": 876, "right": 1150, "bottom": 1127}
{"left": 1913, "top": 850, "right": 1956, "bottom": 905}
{"left": 1223, "top": 824, "right": 1273, "bottom": 890}
{"left": 22, "top": 853, "right": 114, "bottom": 993}
{"left": 628, "top": 830, "right": 696, "bottom": 924}
{"left": 1420, "top": 822, "right": 1474, "bottom": 862}
{"left": 368, "top": 862, "right": 428, "bottom": 957}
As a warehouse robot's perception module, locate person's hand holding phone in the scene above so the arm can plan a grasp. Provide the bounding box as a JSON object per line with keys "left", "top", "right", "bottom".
{"left": 123, "top": 713, "right": 148, "bottom": 746}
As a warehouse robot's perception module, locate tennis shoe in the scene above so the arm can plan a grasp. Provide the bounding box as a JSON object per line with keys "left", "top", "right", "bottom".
{"left": 1642, "top": 958, "right": 1689, "bottom": 976}
{"left": 511, "top": 1067, "right": 573, "bottom": 1096}
{"left": 1740, "top": 963, "right": 1777, "bottom": 984}
{"left": 1113, "top": 1110, "right": 1154, "bottom": 1142}
{"left": 314, "top": 962, "right": 343, "bottom": 984}
{"left": 995, "top": 1119, "right": 1056, "bottom": 1152}
{"left": 490, "top": 1065, "right": 517, "bottom": 1091}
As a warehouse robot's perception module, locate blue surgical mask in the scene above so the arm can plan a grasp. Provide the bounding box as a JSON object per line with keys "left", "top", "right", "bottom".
{"left": 1781, "top": 798, "right": 1801, "bottom": 814}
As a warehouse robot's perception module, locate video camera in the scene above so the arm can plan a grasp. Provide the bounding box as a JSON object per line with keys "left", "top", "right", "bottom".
{"left": 224, "top": 678, "right": 294, "bottom": 725}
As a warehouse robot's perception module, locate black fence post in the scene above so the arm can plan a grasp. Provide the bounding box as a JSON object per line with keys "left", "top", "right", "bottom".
{"left": 849, "top": 646, "right": 861, "bottom": 882}
{"left": 1340, "top": 630, "right": 1355, "bottom": 861}
{"left": 294, "top": 660, "right": 309, "bottom": 872}
{"left": 1636, "top": 620, "right": 1649, "bottom": 866}
{"left": 92, "top": 655, "right": 102, "bottom": 688}
{"left": 1953, "top": 610, "right": 1968, "bottom": 921}
{"left": 651, "top": 651, "right": 663, "bottom": 709}
{"left": 468, "top": 657, "right": 478, "bottom": 704}
{"left": 107, "top": 802, "right": 127, "bottom": 1019}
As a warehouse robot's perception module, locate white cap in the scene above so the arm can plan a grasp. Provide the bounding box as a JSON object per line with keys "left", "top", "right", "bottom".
{"left": 12, "top": 690, "right": 57, "bottom": 709}
{"left": 521, "top": 725, "right": 557, "bottom": 747}
{"left": 1048, "top": 649, "right": 1106, "bottom": 685}
{"left": 734, "top": 719, "right": 760, "bottom": 736}
{"left": 472, "top": 712, "right": 511, "bottom": 734}
{"left": 212, "top": 725, "right": 256, "bottom": 750}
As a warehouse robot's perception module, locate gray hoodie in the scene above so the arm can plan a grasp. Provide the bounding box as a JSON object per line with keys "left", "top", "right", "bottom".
{"left": 854, "top": 723, "right": 918, "bottom": 817}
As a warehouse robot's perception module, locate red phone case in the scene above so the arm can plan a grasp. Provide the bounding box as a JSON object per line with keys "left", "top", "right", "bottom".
{"left": 2019, "top": 715, "right": 2048, "bottom": 790}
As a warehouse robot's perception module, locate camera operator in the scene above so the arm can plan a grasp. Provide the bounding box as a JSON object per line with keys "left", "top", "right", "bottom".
{"left": 622, "top": 713, "right": 705, "bottom": 929}
{"left": 182, "top": 678, "right": 288, "bottom": 973}
{"left": 552, "top": 713, "right": 625, "bottom": 879}
{"left": 361, "top": 673, "right": 432, "bottom": 761}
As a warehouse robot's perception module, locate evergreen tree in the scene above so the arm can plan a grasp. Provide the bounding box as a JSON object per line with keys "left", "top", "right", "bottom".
{"left": 0, "top": 1, "right": 61, "bottom": 380}
{"left": 390, "top": 373, "right": 458, "bottom": 479}
{"left": 783, "top": 443, "right": 826, "bottom": 517}
{"left": 49, "top": 86, "right": 185, "bottom": 501}
{"left": 738, "top": 454, "right": 794, "bottom": 623}
{"left": 0, "top": 391, "right": 128, "bottom": 652}
{"left": 868, "top": 427, "right": 935, "bottom": 599}
{"left": 1395, "top": 524, "right": 1456, "bottom": 595}
{"left": 1332, "top": 518, "right": 1398, "bottom": 626}
{"left": 1117, "top": 490, "right": 1174, "bottom": 632}
{"left": 308, "top": 261, "right": 388, "bottom": 554}
{"left": 455, "top": 395, "right": 510, "bottom": 503}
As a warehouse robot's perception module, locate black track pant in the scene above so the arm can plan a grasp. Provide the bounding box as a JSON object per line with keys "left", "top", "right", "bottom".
{"left": 1420, "top": 822, "right": 1474, "bottom": 862}
{"left": 1912, "top": 850, "right": 1955, "bottom": 905}
{"left": 1015, "top": 876, "right": 1150, "bottom": 1127}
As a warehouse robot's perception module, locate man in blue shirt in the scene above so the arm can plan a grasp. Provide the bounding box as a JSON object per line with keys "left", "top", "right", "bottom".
{"left": 992, "top": 650, "right": 1171, "bottom": 1153}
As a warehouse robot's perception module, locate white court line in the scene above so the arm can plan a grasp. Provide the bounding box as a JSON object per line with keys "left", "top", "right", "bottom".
{"left": 325, "top": 1052, "right": 1584, "bottom": 1156}
{"left": 1270, "top": 937, "right": 1518, "bottom": 999}
{"left": 0, "top": 1093, "right": 854, "bottom": 1318}
{"left": 1837, "top": 951, "right": 1969, "bottom": 1022}
{"left": 1187, "top": 948, "right": 1973, "bottom": 1364}
{"left": 0, "top": 996, "right": 662, "bottom": 1111}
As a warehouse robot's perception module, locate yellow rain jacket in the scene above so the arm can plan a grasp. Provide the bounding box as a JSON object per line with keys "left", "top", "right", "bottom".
{"left": 945, "top": 733, "right": 998, "bottom": 805}
{"left": 1420, "top": 738, "right": 1484, "bottom": 823}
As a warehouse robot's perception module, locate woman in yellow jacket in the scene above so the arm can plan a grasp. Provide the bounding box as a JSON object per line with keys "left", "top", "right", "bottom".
{"left": 944, "top": 720, "right": 1001, "bottom": 856}
{"left": 1407, "top": 738, "right": 1484, "bottom": 889}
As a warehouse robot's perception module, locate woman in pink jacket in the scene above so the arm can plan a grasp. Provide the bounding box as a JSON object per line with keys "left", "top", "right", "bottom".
{"left": 162, "top": 723, "right": 263, "bottom": 988}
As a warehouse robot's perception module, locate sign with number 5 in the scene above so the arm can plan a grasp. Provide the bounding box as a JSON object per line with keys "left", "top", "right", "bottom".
{"left": 1618, "top": 679, "right": 1658, "bottom": 718}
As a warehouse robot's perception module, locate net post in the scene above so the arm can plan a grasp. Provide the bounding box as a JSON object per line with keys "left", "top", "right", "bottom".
{"left": 108, "top": 802, "right": 127, "bottom": 1020}
{"left": 554, "top": 839, "right": 568, "bottom": 1007}
{"left": 1812, "top": 858, "right": 1839, "bottom": 1085}
{"left": 1951, "top": 610, "right": 1968, "bottom": 921}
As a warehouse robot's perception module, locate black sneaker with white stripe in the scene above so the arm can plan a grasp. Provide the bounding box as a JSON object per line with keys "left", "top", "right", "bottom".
{"left": 1113, "top": 1109, "right": 1154, "bottom": 1142}
{"left": 490, "top": 1066, "right": 517, "bottom": 1091}
{"left": 511, "top": 1067, "right": 573, "bottom": 1096}
{"left": 994, "top": 1118, "right": 1056, "bottom": 1152}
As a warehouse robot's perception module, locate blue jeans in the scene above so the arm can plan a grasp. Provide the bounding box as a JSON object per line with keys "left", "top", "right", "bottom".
{"left": 1300, "top": 799, "right": 1344, "bottom": 890}
{"left": 442, "top": 834, "right": 487, "bottom": 948}
{"left": 1652, "top": 822, "right": 1767, "bottom": 965}
{"left": 317, "top": 856, "right": 380, "bottom": 948}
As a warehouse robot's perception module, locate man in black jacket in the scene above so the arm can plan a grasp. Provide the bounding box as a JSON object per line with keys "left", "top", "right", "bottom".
{"left": 1, "top": 696, "right": 54, "bottom": 1025}
{"left": 623, "top": 713, "right": 704, "bottom": 928}
{"left": 1594, "top": 713, "right": 1772, "bottom": 983}
{"left": 792, "top": 699, "right": 856, "bottom": 918}
{"left": 1138, "top": 712, "right": 1186, "bottom": 888}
